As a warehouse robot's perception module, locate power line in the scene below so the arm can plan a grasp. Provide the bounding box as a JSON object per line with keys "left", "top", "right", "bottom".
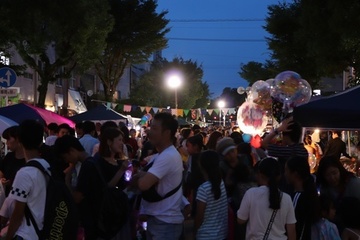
{"left": 168, "top": 37, "right": 266, "bottom": 42}
{"left": 170, "top": 18, "right": 264, "bottom": 22}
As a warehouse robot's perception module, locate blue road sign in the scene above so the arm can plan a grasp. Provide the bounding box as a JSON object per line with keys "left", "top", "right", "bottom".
{"left": 0, "top": 67, "right": 17, "bottom": 88}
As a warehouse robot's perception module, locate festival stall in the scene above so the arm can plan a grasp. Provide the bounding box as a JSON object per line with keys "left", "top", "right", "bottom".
{"left": 293, "top": 85, "right": 360, "bottom": 129}
{"left": 69, "top": 104, "right": 127, "bottom": 125}
{"left": 0, "top": 103, "right": 75, "bottom": 128}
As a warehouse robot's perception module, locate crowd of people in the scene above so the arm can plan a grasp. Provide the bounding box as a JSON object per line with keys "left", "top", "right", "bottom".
{"left": 0, "top": 113, "right": 359, "bottom": 239}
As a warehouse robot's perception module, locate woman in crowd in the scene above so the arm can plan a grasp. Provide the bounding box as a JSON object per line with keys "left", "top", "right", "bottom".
{"left": 120, "top": 126, "right": 139, "bottom": 159}
{"left": 194, "top": 150, "right": 228, "bottom": 240}
{"left": 177, "top": 127, "right": 193, "bottom": 162}
{"left": 285, "top": 156, "right": 319, "bottom": 239}
{"left": 205, "top": 130, "right": 222, "bottom": 151}
{"left": 76, "top": 127, "right": 130, "bottom": 239}
{"left": 185, "top": 134, "right": 205, "bottom": 215}
{"left": 237, "top": 157, "right": 296, "bottom": 240}
{"left": 317, "top": 157, "right": 360, "bottom": 233}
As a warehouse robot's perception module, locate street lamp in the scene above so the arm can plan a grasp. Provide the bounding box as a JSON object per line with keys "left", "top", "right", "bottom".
{"left": 218, "top": 100, "right": 225, "bottom": 127}
{"left": 166, "top": 74, "right": 182, "bottom": 117}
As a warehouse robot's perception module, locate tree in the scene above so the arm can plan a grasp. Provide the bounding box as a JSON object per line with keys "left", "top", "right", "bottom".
{"left": 239, "top": 60, "right": 279, "bottom": 85}
{"left": 240, "top": 0, "right": 360, "bottom": 89}
{"left": 95, "top": 0, "right": 169, "bottom": 101}
{"left": 130, "top": 57, "right": 211, "bottom": 109}
{"left": 210, "top": 87, "right": 246, "bottom": 108}
{"left": 0, "top": 0, "right": 112, "bottom": 107}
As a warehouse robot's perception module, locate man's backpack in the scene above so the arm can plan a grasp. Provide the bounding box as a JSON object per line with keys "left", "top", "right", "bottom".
{"left": 91, "top": 158, "right": 129, "bottom": 239}
{"left": 24, "top": 160, "right": 78, "bottom": 240}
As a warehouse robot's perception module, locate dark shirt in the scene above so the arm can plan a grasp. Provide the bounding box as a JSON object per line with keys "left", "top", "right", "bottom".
{"left": 76, "top": 157, "right": 125, "bottom": 219}
{"left": 188, "top": 153, "right": 205, "bottom": 191}
{"left": 0, "top": 152, "right": 26, "bottom": 195}
{"left": 323, "top": 137, "right": 351, "bottom": 159}
{"left": 291, "top": 192, "right": 313, "bottom": 240}
{"left": 268, "top": 143, "right": 308, "bottom": 193}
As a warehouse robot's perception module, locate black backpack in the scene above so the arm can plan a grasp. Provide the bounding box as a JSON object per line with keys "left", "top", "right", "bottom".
{"left": 91, "top": 158, "right": 129, "bottom": 239}
{"left": 24, "top": 160, "right": 78, "bottom": 240}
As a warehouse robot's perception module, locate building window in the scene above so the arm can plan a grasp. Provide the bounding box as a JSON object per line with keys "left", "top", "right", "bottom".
{"left": 0, "top": 52, "right": 10, "bottom": 65}
{"left": 23, "top": 72, "right": 33, "bottom": 79}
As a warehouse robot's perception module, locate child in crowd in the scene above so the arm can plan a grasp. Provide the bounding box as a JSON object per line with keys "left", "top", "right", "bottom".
{"left": 311, "top": 194, "right": 341, "bottom": 240}
{"left": 194, "top": 150, "right": 228, "bottom": 240}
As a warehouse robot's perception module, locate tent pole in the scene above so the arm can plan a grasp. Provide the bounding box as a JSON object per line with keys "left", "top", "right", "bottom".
{"left": 348, "top": 131, "right": 351, "bottom": 157}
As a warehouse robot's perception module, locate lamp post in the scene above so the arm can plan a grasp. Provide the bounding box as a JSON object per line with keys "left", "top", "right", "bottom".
{"left": 218, "top": 100, "right": 225, "bottom": 127}
{"left": 166, "top": 74, "right": 182, "bottom": 118}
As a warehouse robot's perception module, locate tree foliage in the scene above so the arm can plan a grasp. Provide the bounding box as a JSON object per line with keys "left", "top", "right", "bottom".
{"left": 240, "top": 0, "right": 360, "bottom": 88}
{"left": 0, "top": 0, "right": 112, "bottom": 107}
{"left": 130, "top": 57, "right": 210, "bottom": 109}
{"left": 210, "top": 87, "right": 246, "bottom": 108}
{"left": 95, "top": 0, "right": 169, "bottom": 101}
{"left": 239, "top": 60, "right": 279, "bottom": 85}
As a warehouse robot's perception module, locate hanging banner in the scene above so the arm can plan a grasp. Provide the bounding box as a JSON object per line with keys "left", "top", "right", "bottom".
{"left": 153, "top": 107, "right": 159, "bottom": 113}
{"left": 123, "top": 105, "right": 132, "bottom": 112}
{"left": 140, "top": 106, "right": 145, "bottom": 112}
{"left": 171, "top": 109, "right": 177, "bottom": 116}
{"left": 177, "top": 109, "right": 183, "bottom": 117}
{"left": 145, "top": 107, "right": 152, "bottom": 113}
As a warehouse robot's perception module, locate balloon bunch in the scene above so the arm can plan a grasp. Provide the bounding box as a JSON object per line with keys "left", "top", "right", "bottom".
{"left": 237, "top": 71, "right": 312, "bottom": 147}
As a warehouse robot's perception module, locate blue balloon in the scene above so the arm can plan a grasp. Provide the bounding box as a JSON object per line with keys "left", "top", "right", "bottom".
{"left": 242, "top": 134, "right": 252, "bottom": 143}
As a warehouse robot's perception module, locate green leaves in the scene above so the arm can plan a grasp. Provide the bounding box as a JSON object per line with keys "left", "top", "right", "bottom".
{"left": 0, "top": 0, "right": 112, "bottom": 106}
{"left": 95, "top": 0, "right": 170, "bottom": 101}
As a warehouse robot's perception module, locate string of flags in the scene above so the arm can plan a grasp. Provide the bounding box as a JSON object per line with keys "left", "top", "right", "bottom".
{"left": 113, "top": 103, "right": 237, "bottom": 118}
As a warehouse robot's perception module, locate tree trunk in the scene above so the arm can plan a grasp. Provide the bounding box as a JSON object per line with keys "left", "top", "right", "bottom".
{"left": 103, "top": 84, "right": 114, "bottom": 102}
{"left": 37, "top": 81, "right": 49, "bottom": 108}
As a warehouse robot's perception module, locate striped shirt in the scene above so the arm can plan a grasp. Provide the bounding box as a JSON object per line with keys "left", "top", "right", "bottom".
{"left": 196, "top": 181, "right": 228, "bottom": 240}
{"left": 267, "top": 143, "right": 308, "bottom": 160}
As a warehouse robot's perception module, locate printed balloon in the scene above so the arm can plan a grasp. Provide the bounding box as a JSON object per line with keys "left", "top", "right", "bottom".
{"left": 271, "top": 71, "right": 302, "bottom": 103}
{"left": 292, "top": 79, "right": 312, "bottom": 106}
{"left": 250, "top": 80, "right": 272, "bottom": 111}
{"left": 237, "top": 102, "right": 268, "bottom": 135}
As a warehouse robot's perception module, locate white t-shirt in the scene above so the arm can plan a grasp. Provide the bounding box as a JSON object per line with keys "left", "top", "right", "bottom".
{"left": 237, "top": 185, "right": 296, "bottom": 240}
{"left": 8, "top": 158, "right": 50, "bottom": 240}
{"left": 44, "top": 135, "right": 57, "bottom": 146}
{"left": 140, "top": 145, "right": 184, "bottom": 224}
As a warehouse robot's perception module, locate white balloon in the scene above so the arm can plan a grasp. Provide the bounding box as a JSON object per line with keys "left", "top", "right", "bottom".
{"left": 237, "top": 87, "right": 245, "bottom": 94}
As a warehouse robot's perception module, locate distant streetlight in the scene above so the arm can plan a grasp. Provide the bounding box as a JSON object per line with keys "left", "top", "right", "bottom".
{"left": 166, "top": 74, "right": 182, "bottom": 117}
{"left": 218, "top": 100, "right": 225, "bottom": 126}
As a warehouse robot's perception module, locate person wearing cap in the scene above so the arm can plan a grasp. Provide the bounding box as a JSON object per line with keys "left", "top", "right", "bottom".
{"left": 216, "top": 137, "right": 254, "bottom": 240}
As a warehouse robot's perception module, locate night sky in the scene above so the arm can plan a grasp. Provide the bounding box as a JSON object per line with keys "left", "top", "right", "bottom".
{"left": 157, "top": 0, "right": 286, "bottom": 98}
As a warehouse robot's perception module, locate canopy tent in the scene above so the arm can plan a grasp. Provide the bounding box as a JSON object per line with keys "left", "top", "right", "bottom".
{"left": 69, "top": 104, "right": 127, "bottom": 124}
{"left": 0, "top": 115, "right": 18, "bottom": 135}
{"left": 293, "top": 85, "right": 360, "bottom": 129}
{"left": 0, "top": 103, "right": 75, "bottom": 128}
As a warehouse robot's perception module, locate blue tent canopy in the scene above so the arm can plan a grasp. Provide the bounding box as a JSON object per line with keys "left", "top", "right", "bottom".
{"left": 70, "top": 104, "right": 127, "bottom": 123}
{"left": 293, "top": 85, "right": 360, "bottom": 129}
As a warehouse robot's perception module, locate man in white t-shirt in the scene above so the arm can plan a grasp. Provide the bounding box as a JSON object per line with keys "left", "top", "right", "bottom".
{"left": 135, "top": 112, "right": 184, "bottom": 240}
{"left": 6, "top": 120, "right": 50, "bottom": 240}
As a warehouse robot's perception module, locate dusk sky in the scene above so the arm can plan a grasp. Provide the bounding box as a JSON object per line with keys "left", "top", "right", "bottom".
{"left": 156, "top": 0, "right": 285, "bottom": 98}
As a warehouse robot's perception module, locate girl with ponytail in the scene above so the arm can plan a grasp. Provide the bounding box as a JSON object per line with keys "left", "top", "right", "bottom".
{"left": 285, "top": 156, "right": 320, "bottom": 240}
{"left": 194, "top": 150, "right": 228, "bottom": 240}
{"left": 237, "top": 157, "right": 296, "bottom": 240}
